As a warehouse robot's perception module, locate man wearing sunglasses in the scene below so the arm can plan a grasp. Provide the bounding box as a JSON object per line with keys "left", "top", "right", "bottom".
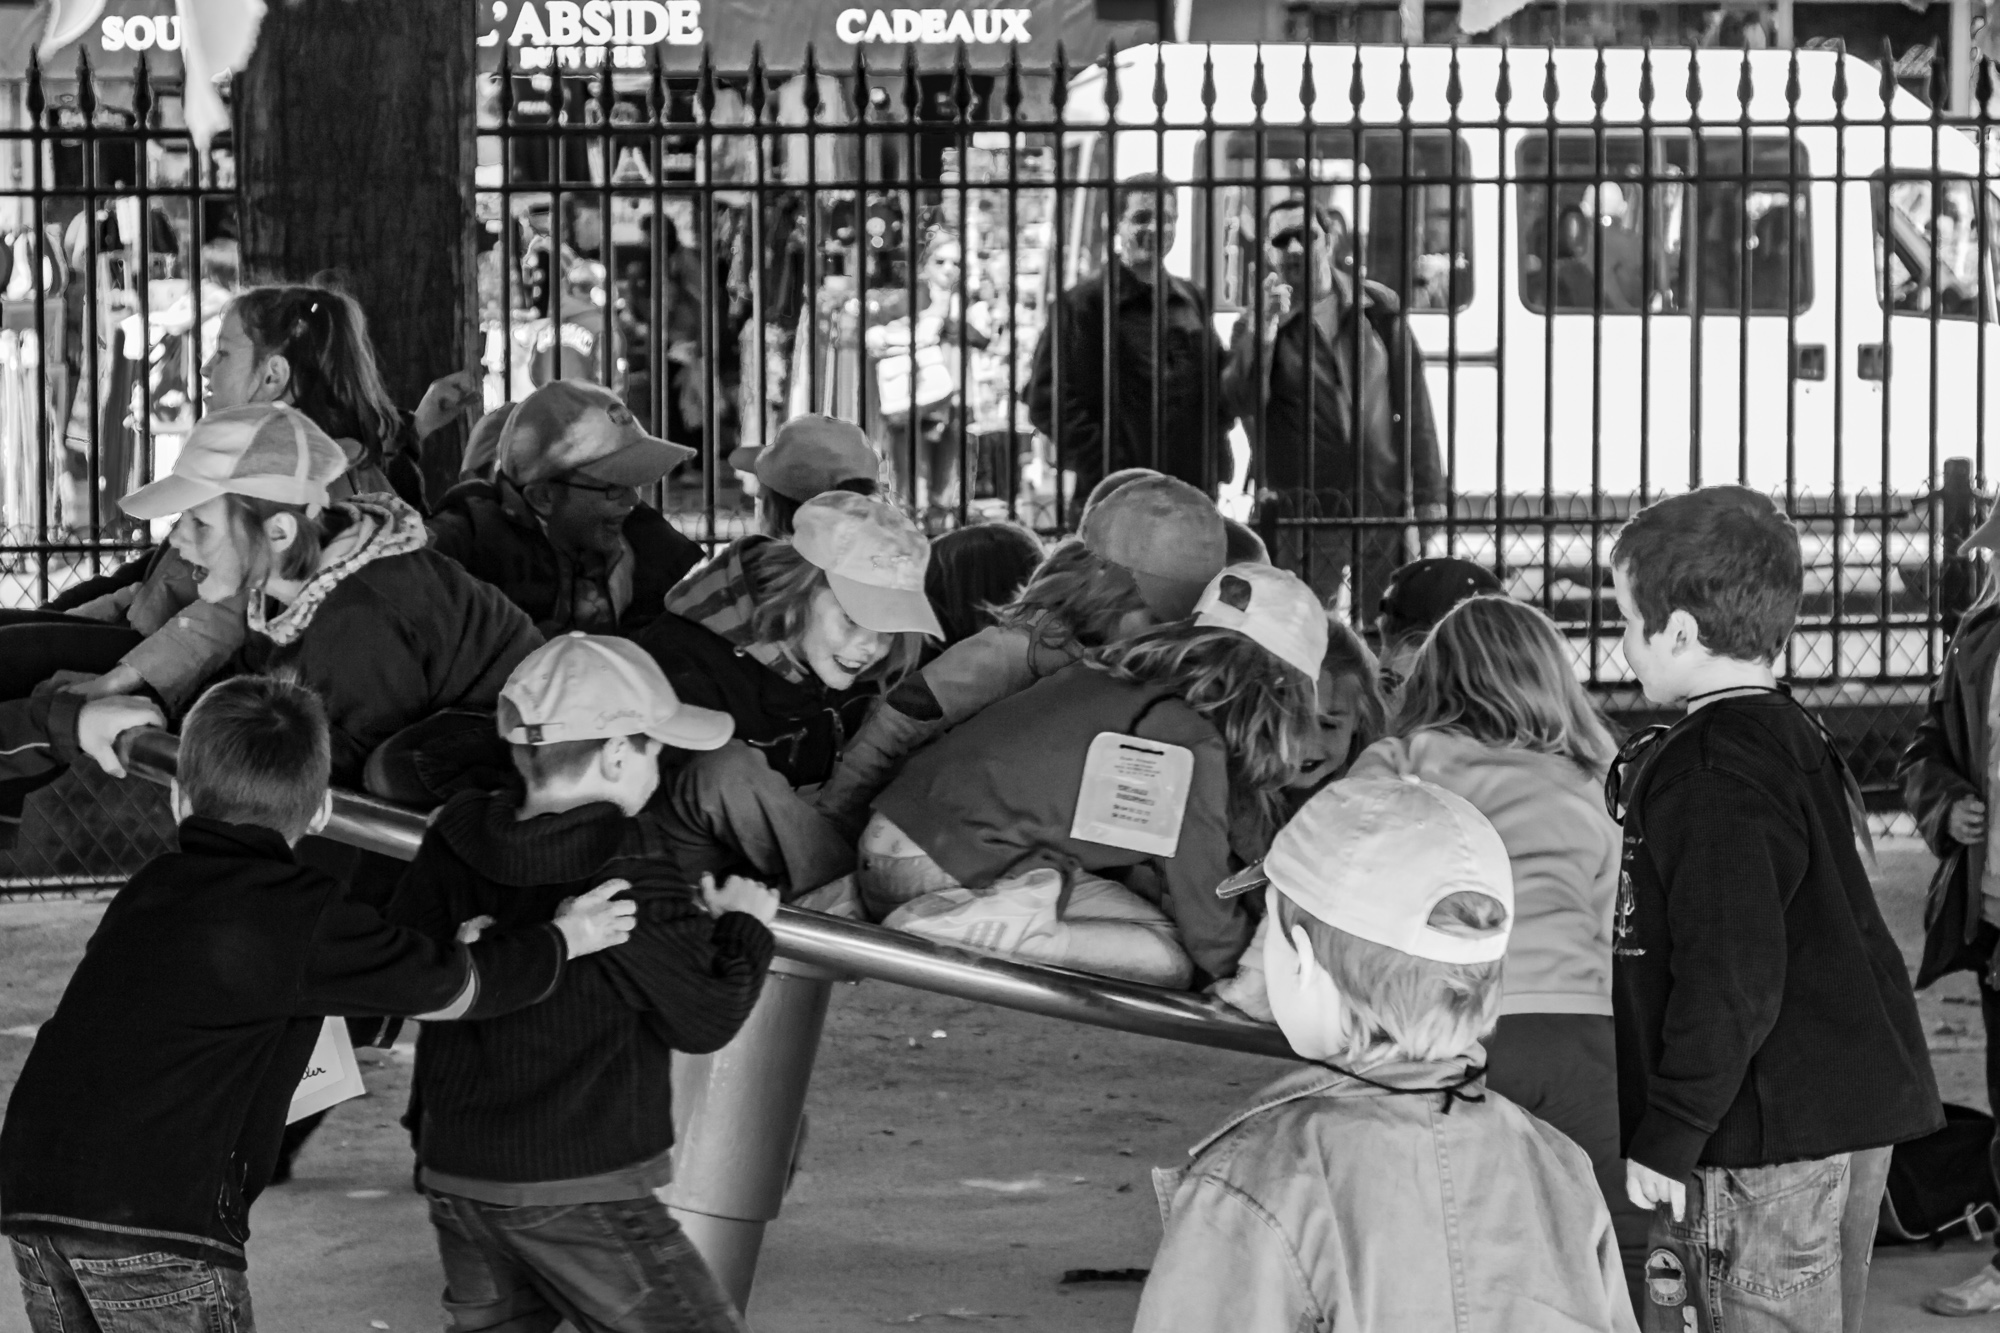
{"left": 1223, "top": 196, "right": 1444, "bottom": 621}
{"left": 429, "top": 381, "right": 702, "bottom": 638}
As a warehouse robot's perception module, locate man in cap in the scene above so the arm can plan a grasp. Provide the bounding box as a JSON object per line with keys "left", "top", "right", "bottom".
{"left": 813, "top": 475, "right": 1228, "bottom": 836}
{"left": 428, "top": 382, "right": 702, "bottom": 637}
{"left": 729, "top": 413, "right": 882, "bottom": 538}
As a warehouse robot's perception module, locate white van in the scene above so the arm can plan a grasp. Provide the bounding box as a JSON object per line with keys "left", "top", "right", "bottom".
{"left": 1052, "top": 43, "right": 1997, "bottom": 509}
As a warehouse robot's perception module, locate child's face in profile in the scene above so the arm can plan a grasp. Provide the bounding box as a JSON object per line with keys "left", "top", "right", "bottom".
{"left": 1289, "top": 672, "right": 1362, "bottom": 789}
{"left": 1613, "top": 562, "right": 1696, "bottom": 705}
{"left": 604, "top": 736, "right": 663, "bottom": 817}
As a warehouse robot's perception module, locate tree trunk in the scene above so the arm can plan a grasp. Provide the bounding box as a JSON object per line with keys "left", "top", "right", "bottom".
{"left": 238, "top": 0, "right": 474, "bottom": 419}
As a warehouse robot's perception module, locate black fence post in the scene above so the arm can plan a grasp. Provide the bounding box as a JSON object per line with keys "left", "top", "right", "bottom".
{"left": 1941, "top": 455, "right": 1977, "bottom": 636}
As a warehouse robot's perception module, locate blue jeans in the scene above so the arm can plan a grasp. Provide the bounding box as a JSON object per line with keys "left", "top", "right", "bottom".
{"left": 425, "top": 1190, "right": 748, "bottom": 1333}
{"left": 9, "top": 1232, "right": 254, "bottom": 1333}
{"left": 1640, "top": 1147, "right": 1892, "bottom": 1333}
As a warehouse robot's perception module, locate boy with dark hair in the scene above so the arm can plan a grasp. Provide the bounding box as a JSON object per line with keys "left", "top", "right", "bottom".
{"left": 390, "top": 633, "right": 779, "bottom": 1333}
{"left": 2, "top": 673, "right": 635, "bottom": 1333}
{"left": 1609, "top": 485, "right": 1941, "bottom": 1332}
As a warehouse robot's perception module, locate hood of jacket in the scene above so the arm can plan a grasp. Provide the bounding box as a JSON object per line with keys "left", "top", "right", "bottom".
{"left": 252, "top": 494, "right": 429, "bottom": 646}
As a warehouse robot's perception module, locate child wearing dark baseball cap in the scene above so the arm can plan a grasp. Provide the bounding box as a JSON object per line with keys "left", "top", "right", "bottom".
{"left": 729, "top": 413, "right": 881, "bottom": 537}
{"left": 1135, "top": 775, "right": 1636, "bottom": 1333}
{"left": 386, "top": 632, "right": 778, "bottom": 1333}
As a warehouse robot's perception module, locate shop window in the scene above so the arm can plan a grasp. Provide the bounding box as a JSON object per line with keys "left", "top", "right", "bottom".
{"left": 1518, "top": 131, "right": 1810, "bottom": 316}
{"left": 1871, "top": 175, "right": 2000, "bottom": 322}
{"left": 1211, "top": 128, "right": 1474, "bottom": 313}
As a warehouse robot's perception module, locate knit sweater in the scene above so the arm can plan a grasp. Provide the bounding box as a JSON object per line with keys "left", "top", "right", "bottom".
{"left": 1350, "top": 732, "right": 1619, "bottom": 1016}
{"left": 388, "top": 790, "right": 775, "bottom": 1186}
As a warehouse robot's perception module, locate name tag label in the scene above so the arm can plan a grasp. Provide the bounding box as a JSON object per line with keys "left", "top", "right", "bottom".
{"left": 1070, "top": 732, "right": 1195, "bottom": 858}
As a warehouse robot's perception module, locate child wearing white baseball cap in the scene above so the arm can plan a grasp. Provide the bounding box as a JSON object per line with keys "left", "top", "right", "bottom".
{"left": 390, "top": 632, "right": 778, "bottom": 1333}
{"left": 633, "top": 491, "right": 941, "bottom": 896}
{"left": 861, "top": 564, "right": 1324, "bottom": 986}
{"left": 1134, "top": 775, "right": 1637, "bottom": 1333}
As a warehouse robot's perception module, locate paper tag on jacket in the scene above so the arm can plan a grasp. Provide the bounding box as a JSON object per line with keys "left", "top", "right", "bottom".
{"left": 1070, "top": 732, "right": 1195, "bottom": 858}
{"left": 289, "top": 1017, "right": 366, "bottom": 1124}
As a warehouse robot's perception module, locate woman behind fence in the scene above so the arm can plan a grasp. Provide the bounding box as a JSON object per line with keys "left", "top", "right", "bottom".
{"left": 863, "top": 228, "right": 987, "bottom": 528}
{"left": 859, "top": 563, "right": 1323, "bottom": 990}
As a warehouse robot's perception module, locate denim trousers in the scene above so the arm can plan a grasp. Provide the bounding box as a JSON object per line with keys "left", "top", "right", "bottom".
{"left": 1640, "top": 1146, "right": 1893, "bottom": 1333}
{"left": 424, "top": 1189, "right": 748, "bottom": 1333}
{"left": 9, "top": 1232, "right": 254, "bottom": 1333}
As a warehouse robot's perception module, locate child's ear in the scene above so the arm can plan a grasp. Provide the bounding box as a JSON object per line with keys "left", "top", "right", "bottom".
{"left": 1287, "top": 924, "right": 1319, "bottom": 982}
{"left": 307, "top": 791, "right": 332, "bottom": 837}
{"left": 1666, "top": 607, "right": 1702, "bottom": 656}
{"left": 598, "top": 736, "right": 627, "bottom": 780}
{"left": 168, "top": 778, "right": 188, "bottom": 823}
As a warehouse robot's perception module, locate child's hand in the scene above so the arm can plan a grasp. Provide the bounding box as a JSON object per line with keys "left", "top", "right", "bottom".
{"left": 1950, "top": 796, "right": 1987, "bottom": 845}
{"left": 456, "top": 915, "right": 495, "bottom": 944}
{"left": 75, "top": 694, "right": 167, "bottom": 778}
{"left": 700, "top": 872, "right": 780, "bottom": 926}
{"left": 1626, "top": 1160, "right": 1687, "bottom": 1221}
{"left": 553, "top": 879, "right": 637, "bottom": 958}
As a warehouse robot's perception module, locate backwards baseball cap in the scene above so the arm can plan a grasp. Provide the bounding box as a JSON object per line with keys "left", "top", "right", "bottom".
{"left": 1225, "top": 774, "right": 1514, "bottom": 966}
{"left": 1081, "top": 476, "right": 1228, "bottom": 621}
{"left": 793, "top": 491, "right": 944, "bottom": 639}
{"left": 1193, "top": 562, "right": 1329, "bottom": 684}
{"left": 498, "top": 632, "right": 734, "bottom": 751}
{"left": 122, "top": 403, "right": 349, "bottom": 521}
{"left": 1379, "top": 558, "right": 1505, "bottom": 633}
{"left": 729, "top": 414, "right": 879, "bottom": 503}
{"left": 459, "top": 403, "right": 514, "bottom": 481}
{"left": 499, "top": 381, "right": 694, "bottom": 488}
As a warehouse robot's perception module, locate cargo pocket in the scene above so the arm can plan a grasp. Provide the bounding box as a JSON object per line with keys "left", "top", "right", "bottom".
{"left": 1708, "top": 1157, "right": 1846, "bottom": 1301}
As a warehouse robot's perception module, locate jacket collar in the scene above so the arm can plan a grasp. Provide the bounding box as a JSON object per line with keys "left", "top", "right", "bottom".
{"left": 1187, "top": 1053, "right": 1489, "bottom": 1159}
{"left": 430, "top": 789, "right": 630, "bottom": 887}
{"left": 175, "top": 815, "right": 297, "bottom": 864}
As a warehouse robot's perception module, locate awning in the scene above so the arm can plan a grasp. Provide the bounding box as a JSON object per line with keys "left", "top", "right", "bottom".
{"left": 477, "top": 0, "right": 1159, "bottom": 74}
{"left": 0, "top": 0, "right": 187, "bottom": 81}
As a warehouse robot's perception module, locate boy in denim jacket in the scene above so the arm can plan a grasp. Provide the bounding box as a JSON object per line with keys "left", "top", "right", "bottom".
{"left": 1135, "top": 775, "right": 1635, "bottom": 1333}
{"left": 1609, "top": 487, "right": 1940, "bottom": 1332}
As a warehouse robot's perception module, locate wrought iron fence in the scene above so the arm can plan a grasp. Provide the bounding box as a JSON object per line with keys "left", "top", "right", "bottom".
{"left": 6, "top": 38, "right": 1993, "bottom": 889}
{"left": 0, "top": 50, "right": 239, "bottom": 615}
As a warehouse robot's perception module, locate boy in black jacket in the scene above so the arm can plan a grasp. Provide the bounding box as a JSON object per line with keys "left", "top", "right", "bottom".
{"left": 1, "top": 674, "right": 636, "bottom": 1333}
{"left": 389, "top": 632, "right": 777, "bottom": 1333}
{"left": 1609, "top": 487, "right": 1942, "bottom": 1333}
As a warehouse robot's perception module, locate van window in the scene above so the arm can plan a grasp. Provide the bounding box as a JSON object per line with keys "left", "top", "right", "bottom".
{"left": 1518, "top": 132, "right": 1811, "bottom": 316}
{"left": 1213, "top": 128, "right": 1474, "bottom": 313}
{"left": 1871, "top": 175, "right": 2000, "bottom": 322}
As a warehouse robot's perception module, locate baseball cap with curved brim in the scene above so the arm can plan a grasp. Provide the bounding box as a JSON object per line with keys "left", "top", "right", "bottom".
{"left": 499, "top": 632, "right": 734, "bottom": 751}
{"left": 1081, "top": 476, "right": 1228, "bottom": 621}
{"left": 1193, "top": 562, "right": 1329, "bottom": 685}
{"left": 792, "top": 491, "right": 944, "bottom": 638}
{"left": 500, "top": 381, "right": 694, "bottom": 488}
{"left": 1219, "top": 774, "right": 1514, "bottom": 968}
{"left": 729, "top": 414, "right": 879, "bottom": 502}
{"left": 121, "top": 403, "right": 349, "bottom": 521}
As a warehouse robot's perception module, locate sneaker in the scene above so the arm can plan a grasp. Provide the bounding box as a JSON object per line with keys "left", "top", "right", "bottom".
{"left": 1923, "top": 1262, "right": 2000, "bottom": 1316}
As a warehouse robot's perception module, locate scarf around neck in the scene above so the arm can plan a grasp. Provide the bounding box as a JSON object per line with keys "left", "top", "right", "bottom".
{"left": 250, "top": 494, "right": 429, "bottom": 646}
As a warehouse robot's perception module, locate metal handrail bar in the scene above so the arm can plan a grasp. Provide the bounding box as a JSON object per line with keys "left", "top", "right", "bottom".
{"left": 115, "top": 728, "right": 1295, "bottom": 1061}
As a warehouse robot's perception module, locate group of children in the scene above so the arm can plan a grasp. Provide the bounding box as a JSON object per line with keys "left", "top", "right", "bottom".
{"left": 0, "top": 390, "right": 1954, "bottom": 1333}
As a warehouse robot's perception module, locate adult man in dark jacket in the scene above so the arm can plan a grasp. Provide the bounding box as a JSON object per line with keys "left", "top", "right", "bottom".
{"left": 428, "top": 381, "right": 701, "bottom": 637}
{"left": 1224, "top": 198, "right": 1445, "bottom": 616}
{"left": 1024, "top": 174, "right": 1236, "bottom": 506}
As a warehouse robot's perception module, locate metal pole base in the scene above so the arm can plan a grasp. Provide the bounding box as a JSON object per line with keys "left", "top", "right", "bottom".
{"left": 669, "top": 957, "right": 842, "bottom": 1313}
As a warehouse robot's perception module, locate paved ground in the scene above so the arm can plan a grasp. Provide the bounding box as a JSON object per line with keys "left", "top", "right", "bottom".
{"left": 0, "top": 839, "right": 1996, "bottom": 1332}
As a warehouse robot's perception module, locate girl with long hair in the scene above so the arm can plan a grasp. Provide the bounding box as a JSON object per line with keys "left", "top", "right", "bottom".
{"left": 859, "top": 563, "right": 1323, "bottom": 988}
{"left": 1346, "top": 594, "right": 1644, "bottom": 1307}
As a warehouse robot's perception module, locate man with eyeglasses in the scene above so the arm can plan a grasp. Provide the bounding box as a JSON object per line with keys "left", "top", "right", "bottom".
{"left": 428, "top": 381, "right": 703, "bottom": 638}
{"left": 1224, "top": 196, "right": 1444, "bottom": 620}
{"left": 1024, "top": 173, "right": 1237, "bottom": 509}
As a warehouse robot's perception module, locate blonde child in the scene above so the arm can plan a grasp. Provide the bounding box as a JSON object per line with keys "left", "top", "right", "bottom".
{"left": 1346, "top": 594, "right": 1642, "bottom": 1305}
